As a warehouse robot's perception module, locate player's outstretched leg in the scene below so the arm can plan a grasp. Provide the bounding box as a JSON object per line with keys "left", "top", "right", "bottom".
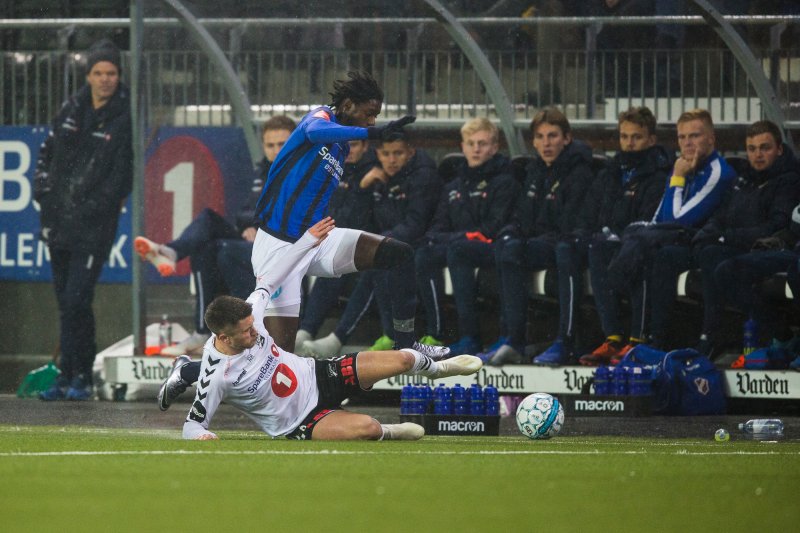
{"left": 157, "top": 355, "right": 192, "bottom": 411}
{"left": 355, "top": 349, "right": 482, "bottom": 390}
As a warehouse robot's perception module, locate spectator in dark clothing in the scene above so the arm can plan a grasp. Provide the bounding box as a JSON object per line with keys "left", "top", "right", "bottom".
{"left": 692, "top": 121, "right": 800, "bottom": 356}
{"left": 482, "top": 108, "right": 594, "bottom": 365}
{"left": 35, "top": 39, "right": 133, "bottom": 401}
{"left": 416, "top": 118, "right": 519, "bottom": 355}
{"left": 578, "top": 107, "right": 673, "bottom": 366}
{"left": 302, "top": 132, "right": 442, "bottom": 356}
{"left": 134, "top": 116, "right": 296, "bottom": 356}
{"left": 715, "top": 203, "right": 800, "bottom": 367}
{"left": 607, "top": 109, "right": 736, "bottom": 353}
{"left": 584, "top": 0, "right": 657, "bottom": 97}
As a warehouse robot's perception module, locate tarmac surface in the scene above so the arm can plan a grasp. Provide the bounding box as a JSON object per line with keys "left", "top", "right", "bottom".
{"left": 2, "top": 394, "right": 798, "bottom": 440}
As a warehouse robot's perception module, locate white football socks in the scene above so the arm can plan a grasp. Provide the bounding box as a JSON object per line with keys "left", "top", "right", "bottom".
{"left": 401, "top": 348, "right": 441, "bottom": 379}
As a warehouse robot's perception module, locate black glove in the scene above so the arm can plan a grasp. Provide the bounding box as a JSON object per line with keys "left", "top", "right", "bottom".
{"left": 751, "top": 236, "right": 786, "bottom": 251}
{"left": 367, "top": 115, "right": 416, "bottom": 141}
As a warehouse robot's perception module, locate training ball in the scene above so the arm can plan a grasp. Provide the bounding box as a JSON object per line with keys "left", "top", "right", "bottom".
{"left": 516, "top": 392, "right": 564, "bottom": 440}
{"left": 714, "top": 428, "right": 730, "bottom": 442}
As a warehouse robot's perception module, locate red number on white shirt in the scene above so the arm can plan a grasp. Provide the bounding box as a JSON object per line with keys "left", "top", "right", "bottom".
{"left": 271, "top": 363, "right": 297, "bottom": 397}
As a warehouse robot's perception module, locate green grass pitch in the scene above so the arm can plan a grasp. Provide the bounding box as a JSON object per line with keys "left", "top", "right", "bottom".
{"left": 1, "top": 425, "right": 798, "bottom": 532}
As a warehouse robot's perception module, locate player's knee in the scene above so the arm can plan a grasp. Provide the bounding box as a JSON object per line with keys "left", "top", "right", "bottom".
{"left": 395, "top": 349, "right": 415, "bottom": 372}
{"left": 356, "top": 417, "right": 383, "bottom": 440}
{"left": 373, "top": 238, "right": 413, "bottom": 269}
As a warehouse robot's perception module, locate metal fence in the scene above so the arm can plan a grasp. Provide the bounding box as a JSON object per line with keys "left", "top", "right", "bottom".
{"left": 2, "top": 17, "right": 800, "bottom": 129}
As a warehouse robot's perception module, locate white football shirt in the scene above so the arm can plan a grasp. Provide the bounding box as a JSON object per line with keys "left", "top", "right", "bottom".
{"left": 182, "top": 231, "right": 323, "bottom": 439}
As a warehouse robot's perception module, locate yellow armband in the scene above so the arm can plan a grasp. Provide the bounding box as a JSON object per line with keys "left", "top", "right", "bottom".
{"left": 669, "top": 175, "right": 686, "bottom": 188}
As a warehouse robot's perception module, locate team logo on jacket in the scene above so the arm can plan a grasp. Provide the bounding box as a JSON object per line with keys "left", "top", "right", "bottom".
{"left": 271, "top": 363, "right": 298, "bottom": 397}
{"left": 476, "top": 180, "right": 487, "bottom": 190}
{"left": 694, "top": 377, "right": 710, "bottom": 395}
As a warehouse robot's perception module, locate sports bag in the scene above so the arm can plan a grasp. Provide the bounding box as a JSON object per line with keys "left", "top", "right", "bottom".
{"left": 652, "top": 348, "right": 726, "bottom": 415}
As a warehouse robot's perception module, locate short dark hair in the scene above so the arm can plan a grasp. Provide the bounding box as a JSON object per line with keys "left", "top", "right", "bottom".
{"left": 530, "top": 107, "right": 571, "bottom": 137}
{"left": 746, "top": 120, "right": 783, "bottom": 145}
{"left": 204, "top": 296, "right": 252, "bottom": 335}
{"left": 618, "top": 106, "right": 657, "bottom": 136}
{"left": 329, "top": 71, "right": 383, "bottom": 111}
{"left": 262, "top": 115, "right": 296, "bottom": 137}
{"left": 377, "top": 130, "right": 410, "bottom": 147}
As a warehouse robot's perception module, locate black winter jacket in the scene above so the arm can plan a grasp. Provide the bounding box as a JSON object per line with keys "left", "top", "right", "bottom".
{"left": 426, "top": 153, "right": 519, "bottom": 242}
{"left": 34, "top": 83, "right": 133, "bottom": 254}
{"left": 694, "top": 146, "right": 800, "bottom": 250}
{"left": 370, "top": 149, "right": 440, "bottom": 245}
{"left": 514, "top": 140, "right": 594, "bottom": 239}
{"left": 589, "top": 144, "right": 673, "bottom": 235}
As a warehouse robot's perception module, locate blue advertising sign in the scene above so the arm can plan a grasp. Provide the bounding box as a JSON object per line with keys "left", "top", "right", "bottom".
{"left": 0, "top": 126, "right": 254, "bottom": 283}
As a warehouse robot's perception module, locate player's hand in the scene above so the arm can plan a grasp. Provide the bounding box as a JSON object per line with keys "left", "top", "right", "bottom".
{"left": 673, "top": 154, "right": 697, "bottom": 179}
{"left": 366, "top": 115, "right": 416, "bottom": 141}
{"left": 360, "top": 167, "right": 388, "bottom": 189}
{"left": 241, "top": 227, "right": 257, "bottom": 242}
{"left": 195, "top": 432, "right": 218, "bottom": 441}
{"left": 308, "top": 216, "right": 335, "bottom": 245}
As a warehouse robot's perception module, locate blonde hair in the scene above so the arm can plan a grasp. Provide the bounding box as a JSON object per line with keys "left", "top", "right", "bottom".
{"left": 460, "top": 117, "right": 499, "bottom": 144}
{"left": 677, "top": 109, "right": 713, "bottom": 130}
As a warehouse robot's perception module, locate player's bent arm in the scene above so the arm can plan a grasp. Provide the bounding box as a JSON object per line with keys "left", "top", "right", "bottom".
{"left": 250, "top": 218, "right": 335, "bottom": 301}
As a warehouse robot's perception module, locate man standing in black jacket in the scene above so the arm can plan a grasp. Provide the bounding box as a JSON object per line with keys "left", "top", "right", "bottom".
{"left": 35, "top": 39, "right": 132, "bottom": 400}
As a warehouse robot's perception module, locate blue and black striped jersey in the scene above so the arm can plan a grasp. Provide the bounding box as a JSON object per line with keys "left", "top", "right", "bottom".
{"left": 254, "top": 106, "right": 368, "bottom": 242}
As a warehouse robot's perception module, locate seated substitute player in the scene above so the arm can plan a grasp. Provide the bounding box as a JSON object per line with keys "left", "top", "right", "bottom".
{"left": 134, "top": 116, "right": 296, "bottom": 355}
{"left": 414, "top": 117, "right": 519, "bottom": 355}
{"left": 179, "top": 218, "right": 482, "bottom": 441}
{"left": 692, "top": 121, "right": 800, "bottom": 354}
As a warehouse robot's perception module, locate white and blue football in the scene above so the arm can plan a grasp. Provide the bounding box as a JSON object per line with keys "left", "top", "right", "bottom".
{"left": 516, "top": 392, "right": 564, "bottom": 439}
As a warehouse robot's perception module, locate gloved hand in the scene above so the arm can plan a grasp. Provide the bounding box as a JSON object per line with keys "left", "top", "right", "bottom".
{"left": 465, "top": 231, "right": 492, "bottom": 243}
{"left": 751, "top": 236, "right": 786, "bottom": 251}
{"left": 367, "top": 115, "right": 416, "bottom": 141}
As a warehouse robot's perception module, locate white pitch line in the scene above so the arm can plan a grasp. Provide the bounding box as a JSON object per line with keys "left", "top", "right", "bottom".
{"left": 0, "top": 449, "right": 798, "bottom": 457}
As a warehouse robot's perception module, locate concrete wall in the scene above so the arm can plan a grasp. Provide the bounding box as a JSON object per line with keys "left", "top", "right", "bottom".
{"left": 0, "top": 281, "right": 194, "bottom": 355}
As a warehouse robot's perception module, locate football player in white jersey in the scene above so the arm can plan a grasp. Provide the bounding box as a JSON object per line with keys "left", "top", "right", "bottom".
{"left": 179, "top": 217, "right": 482, "bottom": 441}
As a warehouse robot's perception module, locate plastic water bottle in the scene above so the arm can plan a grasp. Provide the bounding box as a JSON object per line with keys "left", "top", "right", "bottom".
{"left": 413, "top": 386, "right": 426, "bottom": 414}
{"left": 423, "top": 385, "right": 434, "bottom": 414}
{"left": 743, "top": 318, "right": 758, "bottom": 355}
{"left": 738, "top": 419, "right": 784, "bottom": 438}
{"left": 593, "top": 366, "right": 611, "bottom": 395}
{"left": 433, "top": 384, "right": 450, "bottom": 415}
{"left": 484, "top": 385, "right": 500, "bottom": 416}
{"left": 158, "top": 314, "right": 172, "bottom": 348}
{"left": 469, "top": 384, "right": 485, "bottom": 415}
{"left": 627, "top": 366, "right": 648, "bottom": 396}
{"left": 400, "top": 385, "right": 413, "bottom": 414}
{"left": 612, "top": 364, "right": 628, "bottom": 395}
{"left": 452, "top": 383, "right": 467, "bottom": 415}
